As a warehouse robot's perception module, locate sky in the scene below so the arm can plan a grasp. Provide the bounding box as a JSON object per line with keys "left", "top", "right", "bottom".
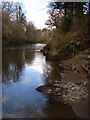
{"left": 2, "top": 0, "right": 52, "bottom": 29}
{"left": 2, "top": 0, "right": 88, "bottom": 29}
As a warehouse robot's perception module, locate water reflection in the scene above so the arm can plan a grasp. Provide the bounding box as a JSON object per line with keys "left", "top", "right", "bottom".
{"left": 2, "top": 49, "right": 34, "bottom": 85}
{"left": 2, "top": 44, "right": 76, "bottom": 118}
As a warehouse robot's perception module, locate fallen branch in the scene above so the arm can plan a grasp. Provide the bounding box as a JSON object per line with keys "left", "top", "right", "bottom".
{"left": 81, "top": 64, "right": 89, "bottom": 73}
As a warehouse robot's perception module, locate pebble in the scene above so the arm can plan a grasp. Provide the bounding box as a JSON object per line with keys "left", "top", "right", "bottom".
{"left": 87, "top": 55, "right": 90, "bottom": 60}
{"left": 56, "top": 88, "right": 60, "bottom": 91}
{"left": 57, "top": 93, "right": 61, "bottom": 96}
{"left": 54, "top": 84, "right": 60, "bottom": 87}
{"left": 71, "top": 87, "right": 76, "bottom": 91}
{"left": 37, "top": 81, "right": 88, "bottom": 104}
{"left": 72, "top": 66, "right": 76, "bottom": 70}
{"left": 83, "top": 81, "right": 87, "bottom": 86}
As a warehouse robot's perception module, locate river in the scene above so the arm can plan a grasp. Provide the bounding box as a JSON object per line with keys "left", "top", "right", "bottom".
{"left": 2, "top": 44, "right": 76, "bottom": 118}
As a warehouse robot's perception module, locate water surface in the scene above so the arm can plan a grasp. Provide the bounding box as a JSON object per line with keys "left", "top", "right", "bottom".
{"left": 2, "top": 44, "right": 76, "bottom": 118}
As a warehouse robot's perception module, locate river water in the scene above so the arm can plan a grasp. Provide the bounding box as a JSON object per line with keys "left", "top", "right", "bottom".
{"left": 2, "top": 44, "right": 76, "bottom": 118}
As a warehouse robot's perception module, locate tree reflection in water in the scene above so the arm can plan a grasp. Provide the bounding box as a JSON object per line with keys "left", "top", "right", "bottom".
{"left": 2, "top": 48, "right": 35, "bottom": 85}
{"left": 2, "top": 44, "right": 77, "bottom": 118}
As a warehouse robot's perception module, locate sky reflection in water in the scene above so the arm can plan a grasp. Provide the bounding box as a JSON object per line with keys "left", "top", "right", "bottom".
{"left": 2, "top": 44, "right": 51, "bottom": 118}
{"left": 2, "top": 44, "right": 76, "bottom": 118}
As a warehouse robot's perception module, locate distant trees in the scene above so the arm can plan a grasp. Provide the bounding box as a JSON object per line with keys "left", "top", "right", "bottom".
{"left": 2, "top": 1, "right": 52, "bottom": 45}
{"left": 2, "top": 1, "right": 89, "bottom": 46}
{"left": 2, "top": 1, "right": 41, "bottom": 45}
{"left": 25, "top": 22, "right": 37, "bottom": 43}
{"left": 2, "top": 1, "right": 26, "bottom": 23}
{"left": 36, "top": 28, "right": 51, "bottom": 43}
{"left": 2, "top": 2, "right": 25, "bottom": 45}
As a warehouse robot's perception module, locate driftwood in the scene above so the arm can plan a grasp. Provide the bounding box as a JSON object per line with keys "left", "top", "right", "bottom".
{"left": 81, "top": 64, "right": 89, "bottom": 73}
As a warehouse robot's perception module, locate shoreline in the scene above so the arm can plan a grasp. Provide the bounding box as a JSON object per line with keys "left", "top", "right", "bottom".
{"left": 36, "top": 48, "right": 89, "bottom": 118}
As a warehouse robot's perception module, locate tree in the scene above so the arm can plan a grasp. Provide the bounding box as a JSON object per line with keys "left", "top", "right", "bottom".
{"left": 88, "top": 1, "right": 90, "bottom": 14}
{"left": 25, "top": 22, "right": 37, "bottom": 43}
{"left": 46, "top": 2, "right": 88, "bottom": 29}
{"left": 2, "top": 1, "right": 26, "bottom": 23}
{"left": 2, "top": 1, "right": 26, "bottom": 45}
{"left": 2, "top": 1, "right": 14, "bottom": 16}
{"left": 14, "top": 2, "right": 26, "bottom": 24}
{"left": 45, "top": 2, "right": 64, "bottom": 28}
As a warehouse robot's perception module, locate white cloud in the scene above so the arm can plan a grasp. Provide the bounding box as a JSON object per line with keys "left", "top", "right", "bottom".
{"left": 22, "top": 77, "right": 31, "bottom": 85}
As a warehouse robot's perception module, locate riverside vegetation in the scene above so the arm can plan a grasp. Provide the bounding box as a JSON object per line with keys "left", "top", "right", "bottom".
{"left": 2, "top": 1, "right": 50, "bottom": 46}
{"left": 37, "top": 2, "right": 90, "bottom": 117}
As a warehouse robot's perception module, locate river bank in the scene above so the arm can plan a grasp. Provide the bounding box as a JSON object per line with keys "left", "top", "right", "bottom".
{"left": 37, "top": 48, "right": 90, "bottom": 118}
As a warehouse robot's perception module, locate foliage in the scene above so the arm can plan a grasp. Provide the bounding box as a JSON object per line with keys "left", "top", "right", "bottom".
{"left": 2, "top": 1, "right": 52, "bottom": 46}
{"left": 60, "top": 15, "right": 72, "bottom": 34}
{"left": 2, "top": 1, "right": 90, "bottom": 50}
{"left": 25, "top": 22, "right": 37, "bottom": 43}
{"left": 2, "top": 1, "right": 38, "bottom": 45}
{"left": 51, "top": 49, "right": 59, "bottom": 56}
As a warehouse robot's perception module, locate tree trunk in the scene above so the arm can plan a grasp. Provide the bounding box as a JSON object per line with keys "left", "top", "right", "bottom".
{"left": 89, "top": 1, "right": 90, "bottom": 14}
{"left": 65, "top": 8, "right": 67, "bottom": 18}
{"left": 77, "top": 3, "right": 79, "bottom": 18}
{"left": 16, "top": 6, "right": 18, "bottom": 21}
{"left": 73, "top": 2, "right": 76, "bottom": 20}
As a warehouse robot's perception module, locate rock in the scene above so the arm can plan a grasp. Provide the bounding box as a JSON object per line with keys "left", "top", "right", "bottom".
{"left": 75, "top": 82, "right": 82, "bottom": 85}
{"left": 54, "top": 81, "right": 58, "bottom": 83}
{"left": 63, "top": 85, "right": 67, "bottom": 89}
{"left": 83, "top": 81, "right": 88, "bottom": 86}
{"left": 36, "top": 85, "right": 52, "bottom": 94}
{"left": 77, "top": 70, "right": 81, "bottom": 73}
{"left": 79, "top": 93, "right": 83, "bottom": 96}
{"left": 36, "top": 80, "right": 88, "bottom": 105}
{"left": 71, "top": 87, "right": 76, "bottom": 91}
{"left": 76, "top": 87, "right": 80, "bottom": 91}
{"left": 59, "top": 64, "right": 64, "bottom": 70}
{"left": 54, "top": 84, "right": 60, "bottom": 87}
{"left": 69, "top": 97, "right": 76, "bottom": 103}
{"left": 60, "top": 73, "right": 64, "bottom": 79}
{"left": 87, "top": 55, "right": 90, "bottom": 60}
{"left": 81, "top": 96, "right": 86, "bottom": 100}
{"left": 72, "top": 66, "right": 76, "bottom": 70}
{"left": 63, "top": 94, "right": 66, "bottom": 98}
{"left": 57, "top": 92, "right": 61, "bottom": 96}
{"left": 56, "top": 88, "right": 60, "bottom": 92}
{"left": 47, "top": 89, "right": 52, "bottom": 94}
{"left": 71, "top": 96, "right": 79, "bottom": 100}
{"left": 68, "top": 67, "right": 71, "bottom": 71}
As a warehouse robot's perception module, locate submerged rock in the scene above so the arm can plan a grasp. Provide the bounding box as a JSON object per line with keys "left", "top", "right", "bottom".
{"left": 36, "top": 85, "right": 52, "bottom": 94}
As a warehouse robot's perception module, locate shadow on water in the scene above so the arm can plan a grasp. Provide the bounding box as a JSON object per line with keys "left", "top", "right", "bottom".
{"left": 2, "top": 44, "right": 77, "bottom": 118}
